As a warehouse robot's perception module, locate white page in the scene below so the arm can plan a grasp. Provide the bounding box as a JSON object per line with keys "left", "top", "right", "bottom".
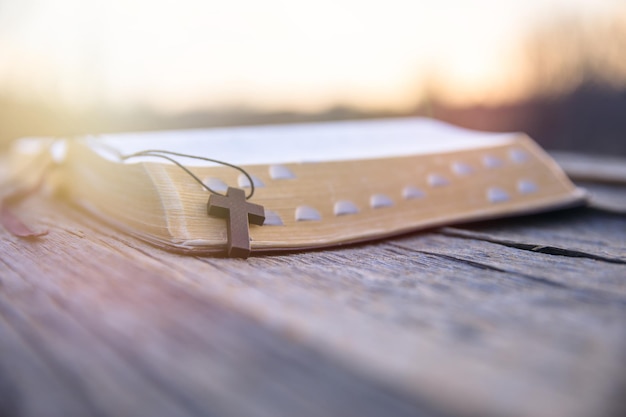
{"left": 86, "top": 117, "right": 516, "bottom": 166}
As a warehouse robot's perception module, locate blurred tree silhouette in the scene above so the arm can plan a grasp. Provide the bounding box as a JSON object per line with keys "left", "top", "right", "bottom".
{"left": 434, "top": 12, "right": 626, "bottom": 155}
{"left": 524, "top": 13, "right": 626, "bottom": 97}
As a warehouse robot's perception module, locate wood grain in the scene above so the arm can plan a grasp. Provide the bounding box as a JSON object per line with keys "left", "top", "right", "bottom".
{"left": 1, "top": 178, "right": 625, "bottom": 417}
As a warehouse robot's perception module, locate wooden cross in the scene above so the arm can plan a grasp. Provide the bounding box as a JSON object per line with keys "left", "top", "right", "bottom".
{"left": 207, "top": 187, "right": 265, "bottom": 258}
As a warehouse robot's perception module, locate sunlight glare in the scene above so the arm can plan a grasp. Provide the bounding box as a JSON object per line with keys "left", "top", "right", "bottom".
{"left": 0, "top": 0, "right": 622, "bottom": 112}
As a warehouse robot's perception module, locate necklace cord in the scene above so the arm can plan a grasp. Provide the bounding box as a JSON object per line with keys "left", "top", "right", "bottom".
{"left": 120, "top": 150, "right": 256, "bottom": 199}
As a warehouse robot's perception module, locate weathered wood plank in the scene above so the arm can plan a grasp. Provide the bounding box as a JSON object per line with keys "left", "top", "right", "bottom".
{"left": 0, "top": 199, "right": 447, "bottom": 417}
{"left": 0, "top": 179, "right": 624, "bottom": 417}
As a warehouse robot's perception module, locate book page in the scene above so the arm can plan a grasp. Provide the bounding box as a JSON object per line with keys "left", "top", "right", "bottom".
{"left": 88, "top": 117, "right": 517, "bottom": 166}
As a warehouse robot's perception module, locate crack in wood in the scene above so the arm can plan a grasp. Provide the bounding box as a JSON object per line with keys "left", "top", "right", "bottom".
{"left": 439, "top": 228, "right": 626, "bottom": 265}
{"left": 387, "top": 243, "right": 570, "bottom": 289}
{"left": 386, "top": 243, "right": 626, "bottom": 306}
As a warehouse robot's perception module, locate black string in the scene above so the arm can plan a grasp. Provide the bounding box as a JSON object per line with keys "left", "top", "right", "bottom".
{"left": 120, "top": 150, "right": 256, "bottom": 200}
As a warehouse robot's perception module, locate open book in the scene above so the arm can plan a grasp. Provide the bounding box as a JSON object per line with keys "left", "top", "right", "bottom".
{"left": 7, "top": 117, "right": 585, "bottom": 255}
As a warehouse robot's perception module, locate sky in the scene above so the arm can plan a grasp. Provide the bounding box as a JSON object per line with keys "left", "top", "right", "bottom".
{"left": 0, "top": 0, "right": 623, "bottom": 113}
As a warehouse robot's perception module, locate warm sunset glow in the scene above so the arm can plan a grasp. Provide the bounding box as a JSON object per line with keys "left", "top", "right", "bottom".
{"left": 0, "top": 0, "right": 623, "bottom": 112}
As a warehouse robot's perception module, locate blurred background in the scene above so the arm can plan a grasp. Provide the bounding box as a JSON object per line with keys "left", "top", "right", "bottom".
{"left": 0, "top": 0, "right": 624, "bottom": 155}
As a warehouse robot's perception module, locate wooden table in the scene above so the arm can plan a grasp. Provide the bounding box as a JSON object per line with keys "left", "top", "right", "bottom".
{"left": 1, "top": 153, "right": 624, "bottom": 417}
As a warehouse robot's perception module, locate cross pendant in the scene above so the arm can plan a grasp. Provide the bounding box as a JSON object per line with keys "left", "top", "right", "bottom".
{"left": 207, "top": 187, "right": 265, "bottom": 258}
